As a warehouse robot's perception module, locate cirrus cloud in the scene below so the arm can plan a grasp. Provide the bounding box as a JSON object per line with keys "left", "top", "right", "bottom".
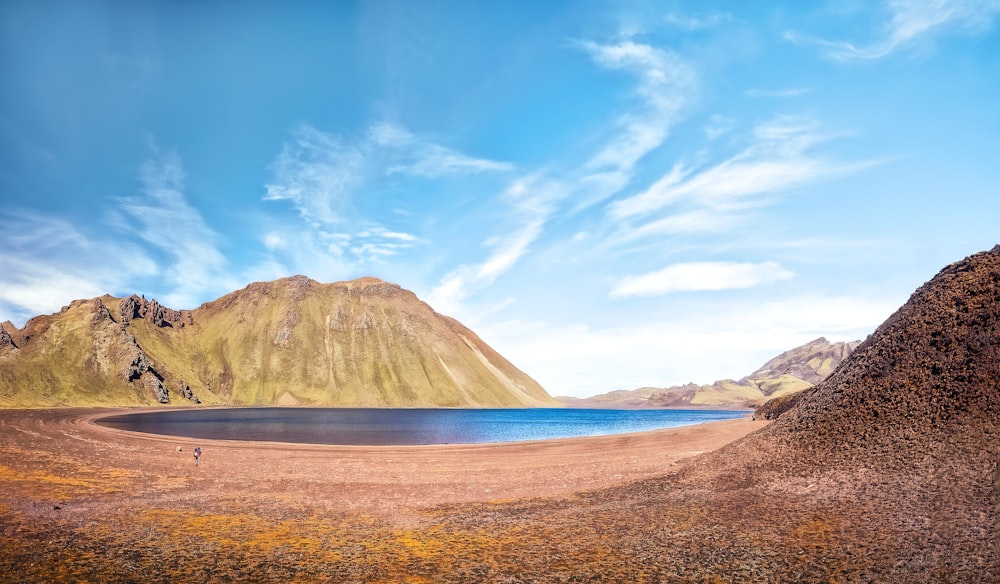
{"left": 786, "top": 0, "right": 1000, "bottom": 61}
{"left": 610, "top": 261, "right": 794, "bottom": 297}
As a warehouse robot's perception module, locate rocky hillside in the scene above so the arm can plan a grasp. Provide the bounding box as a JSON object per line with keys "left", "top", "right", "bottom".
{"left": 700, "top": 245, "right": 1000, "bottom": 576}
{"left": 0, "top": 276, "right": 556, "bottom": 408}
{"left": 562, "top": 337, "right": 859, "bottom": 409}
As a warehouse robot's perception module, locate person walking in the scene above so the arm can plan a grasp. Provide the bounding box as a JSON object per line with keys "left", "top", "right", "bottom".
{"left": 194, "top": 447, "right": 202, "bottom": 466}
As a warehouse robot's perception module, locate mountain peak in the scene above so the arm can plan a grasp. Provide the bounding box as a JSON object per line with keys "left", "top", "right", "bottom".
{"left": 0, "top": 276, "right": 554, "bottom": 408}
{"left": 748, "top": 337, "right": 859, "bottom": 385}
{"left": 337, "top": 276, "right": 407, "bottom": 297}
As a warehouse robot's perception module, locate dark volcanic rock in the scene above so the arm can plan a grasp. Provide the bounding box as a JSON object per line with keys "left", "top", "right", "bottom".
{"left": 118, "top": 330, "right": 172, "bottom": 403}
{"left": 710, "top": 245, "right": 1000, "bottom": 578}
{"left": 122, "top": 344, "right": 155, "bottom": 383}
{"left": 119, "top": 296, "right": 142, "bottom": 324}
{"left": 753, "top": 390, "right": 801, "bottom": 420}
{"left": 146, "top": 300, "right": 181, "bottom": 327}
{"left": 178, "top": 382, "right": 200, "bottom": 404}
{"left": 773, "top": 245, "right": 1000, "bottom": 446}
{"left": 147, "top": 373, "right": 169, "bottom": 403}
{"left": 92, "top": 301, "right": 114, "bottom": 324}
{"left": 120, "top": 295, "right": 189, "bottom": 328}
{"left": 0, "top": 324, "right": 16, "bottom": 351}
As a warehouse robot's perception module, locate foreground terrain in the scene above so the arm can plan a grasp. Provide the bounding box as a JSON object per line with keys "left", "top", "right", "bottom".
{"left": 1, "top": 409, "right": 765, "bottom": 582}
{"left": 2, "top": 406, "right": 993, "bottom": 582}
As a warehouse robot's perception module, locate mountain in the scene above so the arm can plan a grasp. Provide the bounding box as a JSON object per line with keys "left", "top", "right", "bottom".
{"left": 693, "top": 245, "right": 1000, "bottom": 576}
{"left": 756, "top": 245, "right": 1000, "bottom": 431}
{"left": 0, "top": 276, "right": 557, "bottom": 408}
{"left": 561, "top": 337, "right": 859, "bottom": 409}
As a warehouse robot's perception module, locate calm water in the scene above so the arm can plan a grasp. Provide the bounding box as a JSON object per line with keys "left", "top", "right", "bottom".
{"left": 97, "top": 408, "right": 747, "bottom": 446}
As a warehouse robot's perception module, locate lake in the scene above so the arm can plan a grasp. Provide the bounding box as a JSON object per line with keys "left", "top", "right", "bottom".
{"left": 97, "top": 408, "right": 749, "bottom": 446}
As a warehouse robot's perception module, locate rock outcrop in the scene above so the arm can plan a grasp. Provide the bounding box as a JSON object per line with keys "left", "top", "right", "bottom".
{"left": 0, "top": 323, "right": 16, "bottom": 353}
{"left": 177, "top": 382, "right": 200, "bottom": 403}
{"left": 120, "top": 295, "right": 191, "bottom": 328}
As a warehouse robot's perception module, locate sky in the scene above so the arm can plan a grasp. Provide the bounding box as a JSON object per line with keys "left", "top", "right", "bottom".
{"left": 2, "top": 1, "right": 999, "bottom": 398}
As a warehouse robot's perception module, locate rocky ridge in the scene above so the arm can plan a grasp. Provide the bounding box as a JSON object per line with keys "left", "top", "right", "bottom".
{"left": 0, "top": 276, "right": 554, "bottom": 408}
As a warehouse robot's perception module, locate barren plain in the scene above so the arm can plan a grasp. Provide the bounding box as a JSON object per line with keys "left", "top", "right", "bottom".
{"left": 1, "top": 408, "right": 771, "bottom": 582}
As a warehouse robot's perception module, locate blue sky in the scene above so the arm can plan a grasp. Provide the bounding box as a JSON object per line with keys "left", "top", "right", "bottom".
{"left": 2, "top": 1, "right": 999, "bottom": 397}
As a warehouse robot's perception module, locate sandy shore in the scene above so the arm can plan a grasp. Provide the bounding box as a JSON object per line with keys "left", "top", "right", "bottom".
{"left": 2, "top": 407, "right": 760, "bottom": 519}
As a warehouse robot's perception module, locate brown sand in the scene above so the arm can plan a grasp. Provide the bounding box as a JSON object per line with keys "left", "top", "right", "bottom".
{"left": 1, "top": 407, "right": 757, "bottom": 516}
{"left": 6, "top": 407, "right": 993, "bottom": 582}
{"left": 1, "top": 407, "right": 762, "bottom": 582}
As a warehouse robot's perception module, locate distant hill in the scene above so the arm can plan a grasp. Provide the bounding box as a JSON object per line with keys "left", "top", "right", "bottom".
{"left": 560, "top": 337, "right": 860, "bottom": 409}
{"left": 0, "top": 276, "right": 557, "bottom": 408}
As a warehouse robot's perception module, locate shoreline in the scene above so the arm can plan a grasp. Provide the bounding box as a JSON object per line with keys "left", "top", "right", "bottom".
{"left": 86, "top": 406, "right": 752, "bottom": 449}
{"left": 1, "top": 407, "right": 763, "bottom": 514}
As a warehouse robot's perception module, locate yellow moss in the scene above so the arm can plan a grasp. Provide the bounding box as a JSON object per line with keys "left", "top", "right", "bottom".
{"left": 0, "top": 460, "right": 136, "bottom": 499}
{"left": 793, "top": 517, "right": 836, "bottom": 553}
{"left": 137, "top": 509, "right": 346, "bottom": 563}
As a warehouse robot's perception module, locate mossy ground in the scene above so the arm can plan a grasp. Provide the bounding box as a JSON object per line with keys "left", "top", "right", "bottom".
{"left": 2, "top": 406, "right": 994, "bottom": 583}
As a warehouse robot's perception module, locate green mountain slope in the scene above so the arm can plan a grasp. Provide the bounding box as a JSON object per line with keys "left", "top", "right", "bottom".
{"left": 0, "top": 276, "right": 556, "bottom": 408}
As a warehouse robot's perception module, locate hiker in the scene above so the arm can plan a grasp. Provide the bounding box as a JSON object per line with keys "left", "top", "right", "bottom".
{"left": 194, "top": 447, "right": 202, "bottom": 466}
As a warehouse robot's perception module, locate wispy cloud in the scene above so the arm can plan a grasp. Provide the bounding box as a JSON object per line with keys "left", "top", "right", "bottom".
{"left": 389, "top": 143, "right": 514, "bottom": 177}
{"left": 607, "top": 116, "right": 881, "bottom": 241}
{"left": 116, "top": 152, "right": 234, "bottom": 308}
{"left": 578, "top": 41, "right": 696, "bottom": 183}
{"left": 0, "top": 210, "right": 131, "bottom": 326}
{"left": 350, "top": 226, "right": 420, "bottom": 261}
{"left": 624, "top": 209, "right": 740, "bottom": 239}
{"left": 704, "top": 114, "right": 736, "bottom": 140}
{"left": 263, "top": 122, "right": 510, "bottom": 270}
{"left": 663, "top": 11, "right": 732, "bottom": 31}
{"left": 251, "top": 220, "right": 422, "bottom": 284}
{"left": 264, "top": 125, "right": 365, "bottom": 225}
{"left": 356, "top": 226, "right": 418, "bottom": 242}
{"left": 428, "top": 39, "right": 698, "bottom": 316}
{"left": 262, "top": 232, "right": 287, "bottom": 250}
{"left": 368, "top": 121, "right": 414, "bottom": 147}
{"left": 426, "top": 177, "right": 550, "bottom": 316}
{"left": 374, "top": 122, "right": 515, "bottom": 178}
{"left": 786, "top": 0, "right": 1000, "bottom": 61}
{"left": 611, "top": 261, "right": 794, "bottom": 297}
{"left": 0, "top": 211, "right": 137, "bottom": 324}
{"left": 745, "top": 87, "right": 813, "bottom": 98}
{"left": 427, "top": 222, "right": 543, "bottom": 318}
